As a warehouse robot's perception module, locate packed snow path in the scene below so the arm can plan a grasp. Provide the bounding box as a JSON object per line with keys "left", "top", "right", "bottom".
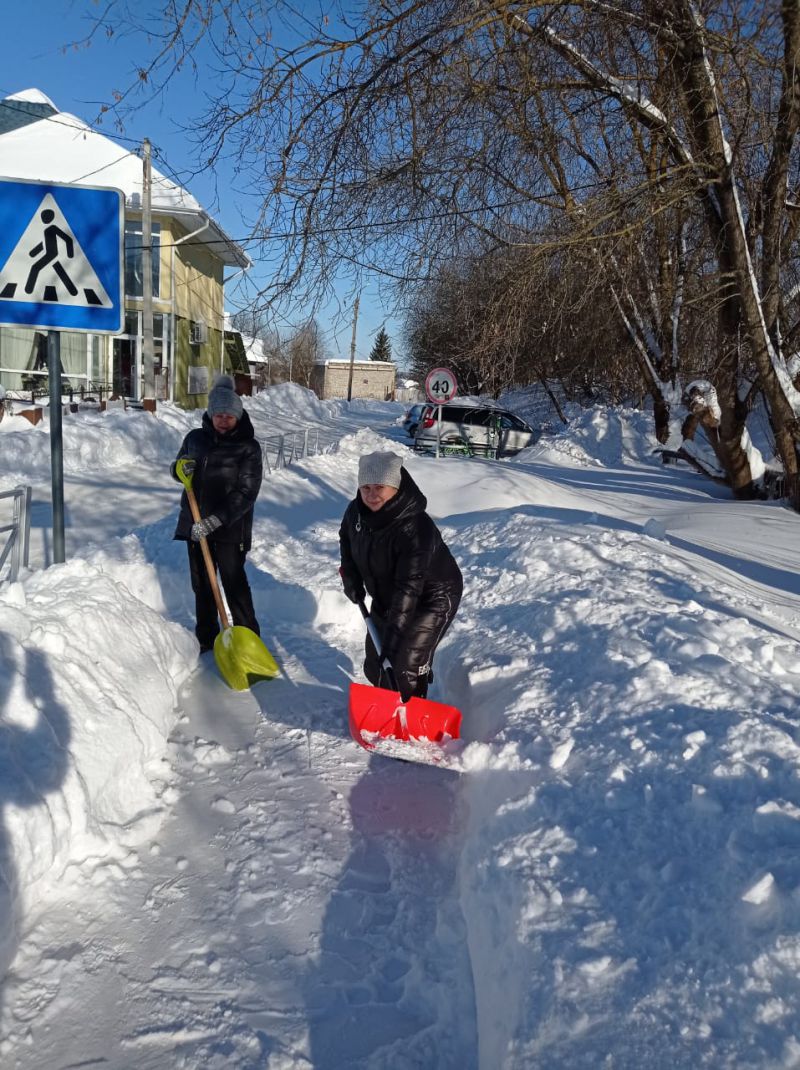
{"left": 6, "top": 665, "right": 478, "bottom": 1069}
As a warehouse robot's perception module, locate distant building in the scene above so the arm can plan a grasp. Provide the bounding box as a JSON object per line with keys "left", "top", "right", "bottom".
{"left": 311, "top": 359, "right": 395, "bottom": 401}
{"left": 222, "top": 314, "right": 266, "bottom": 393}
{"left": 0, "top": 89, "right": 249, "bottom": 408}
{"left": 396, "top": 378, "right": 421, "bottom": 403}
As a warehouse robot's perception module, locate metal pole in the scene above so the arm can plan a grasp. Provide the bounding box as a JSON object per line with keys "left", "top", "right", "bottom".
{"left": 47, "top": 330, "right": 66, "bottom": 563}
{"left": 141, "top": 138, "right": 155, "bottom": 406}
{"left": 20, "top": 484, "right": 31, "bottom": 571}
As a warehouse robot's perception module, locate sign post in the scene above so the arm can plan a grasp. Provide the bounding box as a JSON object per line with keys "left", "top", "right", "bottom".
{"left": 424, "top": 367, "right": 458, "bottom": 458}
{"left": 0, "top": 177, "right": 124, "bottom": 564}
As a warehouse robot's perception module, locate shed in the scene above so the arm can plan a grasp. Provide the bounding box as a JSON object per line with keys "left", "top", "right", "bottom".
{"left": 311, "top": 360, "right": 395, "bottom": 401}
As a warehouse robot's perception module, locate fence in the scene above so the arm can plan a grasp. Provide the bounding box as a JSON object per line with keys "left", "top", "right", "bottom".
{"left": 261, "top": 428, "right": 339, "bottom": 473}
{"left": 0, "top": 485, "right": 32, "bottom": 583}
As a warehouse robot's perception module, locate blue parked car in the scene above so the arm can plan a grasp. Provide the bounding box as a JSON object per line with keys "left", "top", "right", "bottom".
{"left": 401, "top": 403, "right": 425, "bottom": 439}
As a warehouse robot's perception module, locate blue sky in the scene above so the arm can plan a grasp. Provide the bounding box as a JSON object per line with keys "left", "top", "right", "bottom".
{"left": 0, "top": 2, "right": 403, "bottom": 364}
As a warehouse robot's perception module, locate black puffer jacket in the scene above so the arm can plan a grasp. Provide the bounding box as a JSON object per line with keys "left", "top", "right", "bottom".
{"left": 172, "top": 410, "right": 262, "bottom": 548}
{"left": 339, "top": 469, "right": 462, "bottom": 657}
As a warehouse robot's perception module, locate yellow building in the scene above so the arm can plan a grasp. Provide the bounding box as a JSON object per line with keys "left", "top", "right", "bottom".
{"left": 0, "top": 89, "right": 249, "bottom": 409}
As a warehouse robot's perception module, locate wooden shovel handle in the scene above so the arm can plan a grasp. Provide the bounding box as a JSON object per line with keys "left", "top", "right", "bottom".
{"left": 184, "top": 482, "right": 231, "bottom": 630}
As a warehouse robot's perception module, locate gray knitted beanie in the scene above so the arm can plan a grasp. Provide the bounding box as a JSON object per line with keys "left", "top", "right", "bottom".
{"left": 207, "top": 374, "right": 243, "bottom": 419}
{"left": 358, "top": 451, "right": 403, "bottom": 488}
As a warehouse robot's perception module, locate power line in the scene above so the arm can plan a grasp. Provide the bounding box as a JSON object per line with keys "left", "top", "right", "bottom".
{"left": 123, "top": 195, "right": 544, "bottom": 254}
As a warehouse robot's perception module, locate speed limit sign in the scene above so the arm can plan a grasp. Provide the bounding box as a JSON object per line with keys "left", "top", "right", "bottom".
{"left": 425, "top": 367, "right": 458, "bottom": 403}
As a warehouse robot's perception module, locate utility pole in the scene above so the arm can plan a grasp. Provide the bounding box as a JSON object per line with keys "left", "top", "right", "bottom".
{"left": 346, "top": 293, "right": 360, "bottom": 402}
{"left": 141, "top": 138, "right": 155, "bottom": 409}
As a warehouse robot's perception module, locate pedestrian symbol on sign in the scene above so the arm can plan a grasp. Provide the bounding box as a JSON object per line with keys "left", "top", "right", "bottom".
{"left": 0, "top": 193, "right": 112, "bottom": 308}
{"left": 26, "top": 208, "right": 77, "bottom": 297}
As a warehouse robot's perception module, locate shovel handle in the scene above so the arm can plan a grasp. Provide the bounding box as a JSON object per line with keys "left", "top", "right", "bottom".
{"left": 357, "top": 598, "right": 399, "bottom": 691}
{"left": 177, "top": 459, "right": 231, "bottom": 630}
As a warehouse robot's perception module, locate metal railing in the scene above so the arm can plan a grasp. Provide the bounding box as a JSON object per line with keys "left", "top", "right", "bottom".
{"left": 0, "top": 485, "right": 32, "bottom": 583}
{"left": 261, "top": 427, "right": 340, "bottom": 473}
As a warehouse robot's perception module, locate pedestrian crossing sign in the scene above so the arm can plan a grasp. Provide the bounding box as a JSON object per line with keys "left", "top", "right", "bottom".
{"left": 0, "top": 177, "right": 123, "bottom": 333}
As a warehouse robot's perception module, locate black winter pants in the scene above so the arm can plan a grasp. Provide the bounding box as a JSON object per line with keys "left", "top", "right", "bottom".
{"left": 187, "top": 541, "right": 260, "bottom": 648}
{"left": 364, "top": 585, "right": 461, "bottom": 702}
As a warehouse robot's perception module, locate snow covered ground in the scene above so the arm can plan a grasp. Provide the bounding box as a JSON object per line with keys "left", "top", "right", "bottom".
{"left": 2, "top": 388, "right": 800, "bottom": 1068}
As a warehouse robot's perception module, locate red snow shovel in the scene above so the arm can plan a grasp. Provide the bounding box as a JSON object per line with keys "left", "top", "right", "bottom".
{"left": 348, "top": 600, "right": 462, "bottom": 756}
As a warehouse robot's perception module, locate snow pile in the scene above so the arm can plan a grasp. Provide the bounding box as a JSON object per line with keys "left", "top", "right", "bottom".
{"left": 0, "top": 404, "right": 192, "bottom": 483}
{"left": 444, "top": 506, "right": 800, "bottom": 1064}
{"left": 530, "top": 404, "right": 658, "bottom": 468}
{"left": 0, "top": 538, "right": 194, "bottom": 978}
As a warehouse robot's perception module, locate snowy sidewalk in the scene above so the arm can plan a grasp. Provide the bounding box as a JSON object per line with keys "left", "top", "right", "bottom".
{"left": 5, "top": 645, "right": 478, "bottom": 1070}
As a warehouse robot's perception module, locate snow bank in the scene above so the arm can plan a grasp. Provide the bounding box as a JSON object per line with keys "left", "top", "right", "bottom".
{"left": 0, "top": 538, "right": 194, "bottom": 973}
{"left": 529, "top": 404, "right": 658, "bottom": 468}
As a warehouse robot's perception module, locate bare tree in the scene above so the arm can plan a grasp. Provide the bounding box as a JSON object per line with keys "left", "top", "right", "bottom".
{"left": 96, "top": 0, "right": 800, "bottom": 497}
{"left": 285, "top": 318, "right": 327, "bottom": 388}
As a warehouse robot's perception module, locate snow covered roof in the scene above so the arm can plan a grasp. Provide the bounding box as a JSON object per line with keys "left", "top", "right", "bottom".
{"left": 222, "top": 315, "right": 267, "bottom": 364}
{"left": 315, "top": 359, "right": 395, "bottom": 367}
{"left": 0, "top": 89, "right": 249, "bottom": 269}
{"left": 241, "top": 335, "right": 266, "bottom": 364}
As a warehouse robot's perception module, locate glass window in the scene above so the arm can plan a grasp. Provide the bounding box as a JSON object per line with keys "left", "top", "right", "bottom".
{"left": 444, "top": 407, "right": 470, "bottom": 423}
{"left": 124, "top": 222, "right": 161, "bottom": 298}
{"left": 464, "top": 409, "right": 493, "bottom": 426}
{"left": 0, "top": 326, "right": 92, "bottom": 389}
{"left": 501, "top": 413, "right": 530, "bottom": 431}
{"left": 59, "top": 332, "right": 89, "bottom": 382}
{"left": 90, "top": 336, "right": 103, "bottom": 383}
{"left": 456, "top": 409, "right": 478, "bottom": 425}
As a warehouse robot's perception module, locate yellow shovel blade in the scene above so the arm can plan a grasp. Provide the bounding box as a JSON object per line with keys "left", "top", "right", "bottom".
{"left": 213, "top": 626, "right": 280, "bottom": 691}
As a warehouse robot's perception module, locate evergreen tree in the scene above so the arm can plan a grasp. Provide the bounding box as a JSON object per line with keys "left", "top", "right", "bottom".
{"left": 369, "top": 327, "right": 392, "bottom": 363}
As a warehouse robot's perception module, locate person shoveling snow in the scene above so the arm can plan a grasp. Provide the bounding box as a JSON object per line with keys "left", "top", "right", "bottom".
{"left": 339, "top": 451, "right": 463, "bottom": 762}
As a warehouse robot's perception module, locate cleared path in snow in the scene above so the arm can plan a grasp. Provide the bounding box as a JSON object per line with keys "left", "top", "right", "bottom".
{"left": 6, "top": 581, "right": 479, "bottom": 1070}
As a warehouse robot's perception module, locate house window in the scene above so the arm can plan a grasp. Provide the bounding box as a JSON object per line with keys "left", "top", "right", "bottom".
{"left": 124, "top": 221, "right": 161, "bottom": 298}
{"left": 0, "top": 326, "right": 93, "bottom": 391}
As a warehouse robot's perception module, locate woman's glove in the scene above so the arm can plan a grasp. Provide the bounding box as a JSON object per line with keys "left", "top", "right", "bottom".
{"left": 339, "top": 566, "right": 365, "bottom": 604}
{"left": 191, "top": 515, "right": 222, "bottom": 541}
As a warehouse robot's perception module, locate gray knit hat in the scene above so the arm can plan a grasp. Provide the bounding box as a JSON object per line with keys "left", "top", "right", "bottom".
{"left": 207, "top": 374, "right": 243, "bottom": 419}
{"left": 358, "top": 451, "right": 403, "bottom": 488}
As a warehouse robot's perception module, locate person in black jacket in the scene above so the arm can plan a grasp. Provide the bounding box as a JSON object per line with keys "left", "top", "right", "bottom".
{"left": 339, "top": 451, "right": 462, "bottom": 701}
{"left": 172, "top": 374, "right": 262, "bottom": 652}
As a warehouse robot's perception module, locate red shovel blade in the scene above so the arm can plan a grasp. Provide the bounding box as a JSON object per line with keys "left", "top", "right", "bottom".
{"left": 348, "top": 681, "right": 462, "bottom": 750}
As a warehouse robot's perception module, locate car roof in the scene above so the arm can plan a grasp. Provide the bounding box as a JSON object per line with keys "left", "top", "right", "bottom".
{"left": 425, "top": 402, "right": 506, "bottom": 413}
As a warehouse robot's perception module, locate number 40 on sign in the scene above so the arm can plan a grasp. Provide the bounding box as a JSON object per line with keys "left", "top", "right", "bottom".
{"left": 425, "top": 367, "right": 458, "bottom": 403}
